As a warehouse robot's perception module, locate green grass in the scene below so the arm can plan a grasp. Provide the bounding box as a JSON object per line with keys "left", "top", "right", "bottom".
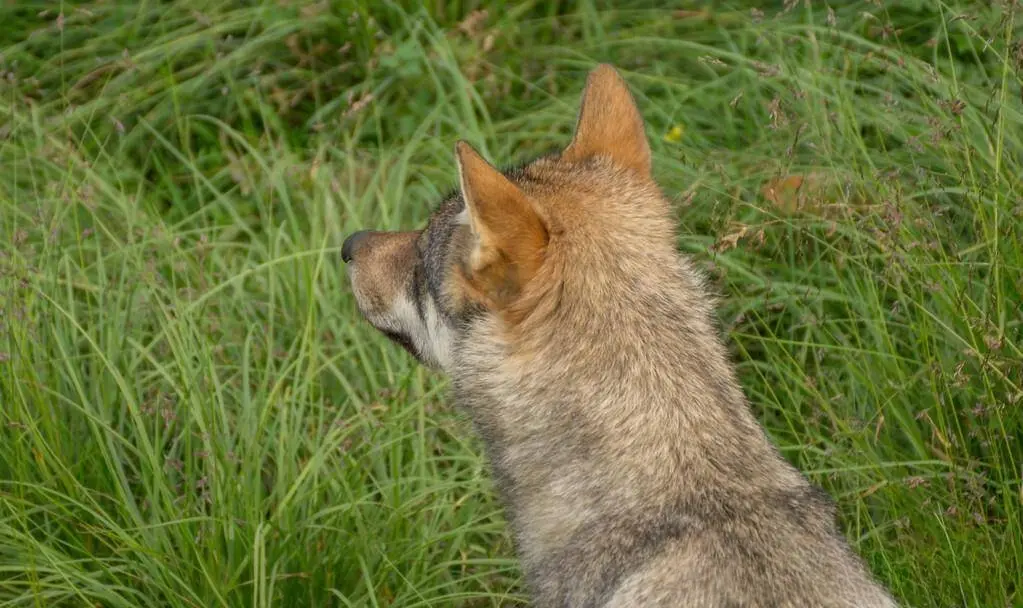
{"left": 1, "top": 1, "right": 1021, "bottom": 605}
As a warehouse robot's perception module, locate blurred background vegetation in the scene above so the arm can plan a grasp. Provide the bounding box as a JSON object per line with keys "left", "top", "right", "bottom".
{"left": 1, "top": 1, "right": 1021, "bottom": 606}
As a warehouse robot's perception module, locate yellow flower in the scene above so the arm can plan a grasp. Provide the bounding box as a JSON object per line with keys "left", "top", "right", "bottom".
{"left": 664, "top": 124, "right": 684, "bottom": 143}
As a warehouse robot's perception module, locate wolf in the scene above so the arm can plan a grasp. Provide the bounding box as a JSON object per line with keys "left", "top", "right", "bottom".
{"left": 341, "top": 64, "right": 897, "bottom": 607}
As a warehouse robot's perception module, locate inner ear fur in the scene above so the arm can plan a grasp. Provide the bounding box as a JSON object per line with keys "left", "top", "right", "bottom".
{"left": 454, "top": 141, "right": 549, "bottom": 310}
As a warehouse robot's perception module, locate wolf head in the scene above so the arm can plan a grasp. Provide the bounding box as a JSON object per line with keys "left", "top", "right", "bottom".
{"left": 342, "top": 64, "right": 675, "bottom": 371}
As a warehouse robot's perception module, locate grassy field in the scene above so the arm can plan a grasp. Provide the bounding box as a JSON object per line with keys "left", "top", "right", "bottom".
{"left": 1, "top": 1, "right": 1021, "bottom": 606}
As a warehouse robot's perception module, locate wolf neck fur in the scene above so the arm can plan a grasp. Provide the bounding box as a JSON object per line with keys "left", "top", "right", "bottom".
{"left": 452, "top": 244, "right": 804, "bottom": 580}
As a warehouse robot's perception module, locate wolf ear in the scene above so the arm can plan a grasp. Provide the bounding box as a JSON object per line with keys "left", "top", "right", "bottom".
{"left": 562, "top": 64, "right": 651, "bottom": 178}
{"left": 455, "top": 141, "right": 549, "bottom": 309}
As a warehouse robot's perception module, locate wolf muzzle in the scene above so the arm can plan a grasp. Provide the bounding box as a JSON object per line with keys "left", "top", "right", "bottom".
{"left": 341, "top": 230, "right": 370, "bottom": 263}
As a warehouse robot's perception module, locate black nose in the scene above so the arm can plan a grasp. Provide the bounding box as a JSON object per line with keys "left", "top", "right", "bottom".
{"left": 342, "top": 231, "right": 369, "bottom": 263}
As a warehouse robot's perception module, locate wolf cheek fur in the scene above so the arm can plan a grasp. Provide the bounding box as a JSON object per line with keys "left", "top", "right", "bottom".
{"left": 343, "top": 64, "right": 897, "bottom": 607}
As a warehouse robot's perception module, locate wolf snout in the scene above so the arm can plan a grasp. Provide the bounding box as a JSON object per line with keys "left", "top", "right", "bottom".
{"left": 341, "top": 230, "right": 370, "bottom": 263}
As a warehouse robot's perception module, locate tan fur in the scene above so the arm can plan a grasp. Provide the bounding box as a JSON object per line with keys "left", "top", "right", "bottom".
{"left": 562, "top": 64, "right": 652, "bottom": 177}
{"left": 342, "top": 64, "right": 897, "bottom": 607}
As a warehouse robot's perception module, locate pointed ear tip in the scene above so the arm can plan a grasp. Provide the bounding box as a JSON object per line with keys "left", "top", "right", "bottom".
{"left": 454, "top": 140, "right": 480, "bottom": 166}
{"left": 588, "top": 63, "right": 623, "bottom": 82}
